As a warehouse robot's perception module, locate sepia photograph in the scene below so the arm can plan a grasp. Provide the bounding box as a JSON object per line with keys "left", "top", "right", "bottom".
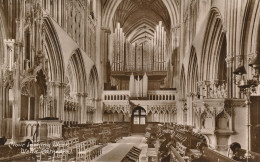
{"left": 0, "top": 0, "right": 260, "bottom": 161}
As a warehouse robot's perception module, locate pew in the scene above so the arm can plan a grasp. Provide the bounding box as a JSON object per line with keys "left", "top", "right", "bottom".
{"left": 121, "top": 146, "right": 142, "bottom": 162}
{"left": 176, "top": 142, "right": 190, "bottom": 161}
{"left": 170, "top": 145, "right": 186, "bottom": 162}
{"left": 202, "top": 147, "right": 237, "bottom": 162}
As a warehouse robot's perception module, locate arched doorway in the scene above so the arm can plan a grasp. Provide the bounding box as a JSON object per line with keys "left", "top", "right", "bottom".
{"left": 132, "top": 107, "right": 146, "bottom": 133}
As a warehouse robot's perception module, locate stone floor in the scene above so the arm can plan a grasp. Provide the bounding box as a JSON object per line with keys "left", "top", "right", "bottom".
{"left": 92, "top": 134, "right": 148, "bottom": 162}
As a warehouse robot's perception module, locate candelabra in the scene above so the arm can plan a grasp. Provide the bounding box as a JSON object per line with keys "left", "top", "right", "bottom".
{"left": 233, "top": 54, "right": 260, "bottom": 161}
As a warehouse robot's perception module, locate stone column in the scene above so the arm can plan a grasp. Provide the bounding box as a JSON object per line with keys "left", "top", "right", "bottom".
{"left": 170, "top": 24, "right": 181, "bottom": 89}
{"left": 0, "top": 80, "right": 2, "bottom": 137}
{"left": 77, "top": 93, "right": 82, "bottom": 124}
{"left": 101, "top": 27, "right": 111, "bottom": 83}
{"left": 186, "top": 93, "right": 194, "bottom": 126}
{"left": 12, "top": 62, "right": 20, "bottom": 142}
{"left": 81, "top": 93, "right": 88, "bottom": 123}
{"left": 59, "top": 83, "right": 66, "bottom": 121}
{"left": 235, "top": 55, "right": 243, "bottom": 98}
{"left": 93, "top": 98, "right": 102, "bottom": 123}
{"left": 54, "top": 82, "right": 61, "bottom": 118}
{"left": 225, "top": 57, "right": 233, "bottom": 98}
{"left": 49, "top": 81, "right": 61, "bottom": 118}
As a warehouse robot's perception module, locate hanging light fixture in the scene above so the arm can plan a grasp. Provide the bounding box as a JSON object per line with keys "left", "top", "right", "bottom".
{"left": 232, "top": 54, "right": 260, "bottom": 161}
{"left": 233, "top": 64, "right": 259, "bottom": 91}
{"left": 249, "top": 54, "right": 260, "bottom": 77}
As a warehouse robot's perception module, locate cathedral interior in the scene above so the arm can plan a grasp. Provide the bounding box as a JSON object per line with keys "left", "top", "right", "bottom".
{"left": 0, "top": 0, "right": 260, "bottom": 162}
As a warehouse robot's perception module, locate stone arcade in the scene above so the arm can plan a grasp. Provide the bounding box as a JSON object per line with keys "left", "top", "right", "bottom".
{"left": 0, "top": 0, "right": 260, "bottom": 161}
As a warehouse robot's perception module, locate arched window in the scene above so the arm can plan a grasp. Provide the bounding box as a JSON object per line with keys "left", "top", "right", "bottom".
{"left": 132, "top": 107, "right": 146, "bottom": 125}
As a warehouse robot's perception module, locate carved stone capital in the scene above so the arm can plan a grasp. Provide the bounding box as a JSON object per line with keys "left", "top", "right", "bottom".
{"left": 225, "top": 57, "right": 233, "bottom": 65}
{"left": 101, "top": 27, "right": 111, "bottom": 34}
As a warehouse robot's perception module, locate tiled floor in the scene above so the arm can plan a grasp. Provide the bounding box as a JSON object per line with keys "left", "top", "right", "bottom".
{"left": 93, "top": 134, "right": 148, "bottom": 162}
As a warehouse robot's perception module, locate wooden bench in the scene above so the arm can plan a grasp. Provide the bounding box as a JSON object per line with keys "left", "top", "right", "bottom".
{"left": 176, "top": 142, "right": 189, "bottom": 161}
{"left": 121, "top": 146, "right": 142, "bottom": 162}
{"left": 202, "top": 147, "right": 237, "bottom": 162}
{"left": 76, "top": 138, "right": 102, "bottom": 161}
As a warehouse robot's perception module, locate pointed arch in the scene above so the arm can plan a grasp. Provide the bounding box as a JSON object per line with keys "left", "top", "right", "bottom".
{"left": 102, "top": 0, "right": 179, "bottom": 29}
{"left": 66, "top": 49, "right": 88, "bottom": 95}
{"left": 42, "top": 17, "right": 65, "bottom": 83}
{"left": 246, "top": 0, "right": 260, "bottom": 55}
{"left": 245, "top": 0, "right": 260, "bottom": 78}
{"left": 200, "top": 8, "right": 225, "bottom": 81}
{"left": 89, "top": 65, "right": 99, "bottom": 99}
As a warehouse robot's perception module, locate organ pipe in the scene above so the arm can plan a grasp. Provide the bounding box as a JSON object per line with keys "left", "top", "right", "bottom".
{"left": 153, "top": 21, "right": 167, "bottom": 71}
{"left": 112, "top": 21, "right": 167, "bottom": 72}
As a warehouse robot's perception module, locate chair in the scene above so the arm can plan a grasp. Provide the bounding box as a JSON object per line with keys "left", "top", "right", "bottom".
{"left": 76, "top": 142, "right": 91, "bottom": 161}
{"left": 54, "top": 142, "right": 68, "bottom": 161}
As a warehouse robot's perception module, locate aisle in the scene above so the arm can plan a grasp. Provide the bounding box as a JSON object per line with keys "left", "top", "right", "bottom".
{"left": 93, "top": 134, "right": 148, "bottom": 162}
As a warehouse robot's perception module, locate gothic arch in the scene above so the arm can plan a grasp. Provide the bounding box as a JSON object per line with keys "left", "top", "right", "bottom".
{"left": 200, "top": 8, "right": 225, "bottom": 81}
{"left": 246, "top": 0, "right": 260, "bottom": 55}
{"left": 244, "top": 0, "right": 260, "bottom": 79}
{"left": 66, "top": 49, "right": 88, "bottom": 95}
{"left": 88, "top": 65, "right": 99, "bottom": 99}
{"left": 102, "top": 0, "right": 179, "bottom": 29}
{"left": 42, "top": 17, "right": 65, "bottom": 83}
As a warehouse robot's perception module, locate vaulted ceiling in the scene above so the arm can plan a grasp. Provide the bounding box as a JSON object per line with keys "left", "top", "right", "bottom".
{"left": 112, "top": 0, "right": 171, "bottom": 44}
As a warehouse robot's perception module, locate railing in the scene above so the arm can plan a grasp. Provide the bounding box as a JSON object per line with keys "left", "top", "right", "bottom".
{"left": 20, "top": 120, "right": 62, "bottom": 141}
{"left": 148, "top": 90, "right": 176, "bottom": 101}
{"left": 103, "top": 90, "right": 130, "bottom": 100}
{"left": 103, "top": 90, "right": 176, "bottom": 101}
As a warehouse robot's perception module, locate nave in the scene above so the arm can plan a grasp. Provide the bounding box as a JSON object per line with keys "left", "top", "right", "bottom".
{"left": 1, "top": 0, "right": 260, "bottom": 161}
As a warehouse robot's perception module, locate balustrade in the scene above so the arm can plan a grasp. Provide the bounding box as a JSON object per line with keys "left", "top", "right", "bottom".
{"left": 20, "top": 120, "right": 62, "bottom": 141}
{"left": 103, "top": 90, "right": 130, "bottom": 101}
{"left": 103, "top": 90, "right": 176, "bottom": 101}
{"left": 148, "top": 90, "right": 176, "bottom": 101}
